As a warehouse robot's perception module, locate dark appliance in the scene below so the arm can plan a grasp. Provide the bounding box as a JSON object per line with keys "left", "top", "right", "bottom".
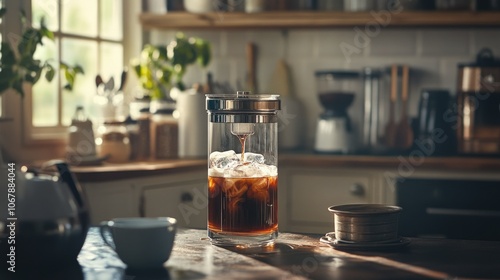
{"left": 415, "top": 89, "right": 456, "bottom": 155}
{"left": 457, "top": 48, "right": 500, "bottom": 155}
{"left": 397, "top": 178, "right": 500, "bottom": 241}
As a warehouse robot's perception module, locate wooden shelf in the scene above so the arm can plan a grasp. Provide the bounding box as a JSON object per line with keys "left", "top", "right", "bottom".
{"left": 139, "top": 11, "right": 500, "bottom": 30}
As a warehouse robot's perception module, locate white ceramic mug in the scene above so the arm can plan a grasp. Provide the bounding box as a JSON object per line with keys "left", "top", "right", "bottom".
{"left": 100, "top": 217, "right": 177, "bottom": 269}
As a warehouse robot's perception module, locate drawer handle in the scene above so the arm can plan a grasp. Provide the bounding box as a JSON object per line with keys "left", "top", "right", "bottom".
{"left": 350, "top": 184, "right": 365, "bottom": 196}
{"left": 181, "top": 192, "right": 194, "bottom": 203}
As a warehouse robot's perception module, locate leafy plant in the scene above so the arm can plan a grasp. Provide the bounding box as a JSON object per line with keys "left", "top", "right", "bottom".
{"left": 131, "top": 32, "right": 211, "bottom": 100}
{"left": 0, "top": 8, "right": 84, "bottom": 96}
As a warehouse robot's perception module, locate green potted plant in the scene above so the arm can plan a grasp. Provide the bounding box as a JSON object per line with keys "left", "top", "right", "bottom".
{"left": 0, "top": 8, "right": 83, "bottom": 164}
{"left": 0, "top": 9, "right": 84, "bottom": 96}
{"left": 131, "top": 32, "right": 211, "bottom": 101}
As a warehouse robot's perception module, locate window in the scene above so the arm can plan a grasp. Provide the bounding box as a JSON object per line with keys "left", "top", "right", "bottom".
{"left": 29, "top": 0, "right": 124, "bottom": 137}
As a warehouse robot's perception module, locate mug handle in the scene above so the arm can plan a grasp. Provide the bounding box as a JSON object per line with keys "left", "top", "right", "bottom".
{"left": 99, "top": 221, "right": 115, "bottom": 249}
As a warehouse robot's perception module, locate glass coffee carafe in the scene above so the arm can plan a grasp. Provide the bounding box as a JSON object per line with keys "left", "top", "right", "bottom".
{"left": 206, "top": 91, "right": 280, "bottom": 247}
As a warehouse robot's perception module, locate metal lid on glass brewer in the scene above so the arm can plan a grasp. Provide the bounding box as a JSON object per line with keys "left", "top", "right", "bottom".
{"left": 206, "top": 91, "right": 280, "bottom": 123}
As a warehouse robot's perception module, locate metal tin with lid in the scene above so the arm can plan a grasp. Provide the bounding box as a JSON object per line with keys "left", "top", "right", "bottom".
{"left": 206, "top": 91, "right": 281, "bottom": 123}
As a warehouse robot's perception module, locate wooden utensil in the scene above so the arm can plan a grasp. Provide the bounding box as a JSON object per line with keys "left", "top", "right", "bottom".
{"left": 384, "top": 65, "right": 398, "bottom": 148}
{"left": 395, "top": 65, "right": 413, "bottom": 150}
{"left": 246, "top": 42, "right": 257, "bottom": 92}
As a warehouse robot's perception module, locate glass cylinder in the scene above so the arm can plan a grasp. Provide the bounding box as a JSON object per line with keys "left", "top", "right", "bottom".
{"left": 206, "top": 91, "right": 281, "bottom": 247}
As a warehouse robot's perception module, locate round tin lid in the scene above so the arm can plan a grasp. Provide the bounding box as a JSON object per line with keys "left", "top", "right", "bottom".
{"left": 328, "top": 204, "right": 402, "bottom": 216}
{"left": 206, "top": 91, "right": 281, "bottom": 113}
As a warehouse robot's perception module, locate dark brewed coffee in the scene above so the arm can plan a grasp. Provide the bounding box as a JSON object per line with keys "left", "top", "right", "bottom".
{"left": 208, "top": 176, "right": 278, "bottom": 234}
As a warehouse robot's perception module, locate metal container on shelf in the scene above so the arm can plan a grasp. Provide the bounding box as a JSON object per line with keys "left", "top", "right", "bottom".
{"left": 362, "top": 68, "right": 385, "bottom": 153}
{"left": 150, "top": 107, "right": 178, "bottom": 159}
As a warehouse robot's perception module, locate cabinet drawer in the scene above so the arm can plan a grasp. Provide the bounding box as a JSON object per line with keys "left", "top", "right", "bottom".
{"left": 142, "top": 179, "right": 207, "bottom": 229}
{"left": 289, "top": 173, "right": 372, "bottom": 227}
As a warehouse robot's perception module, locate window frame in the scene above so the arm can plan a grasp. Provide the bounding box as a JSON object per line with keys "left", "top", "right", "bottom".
{"left": 24, "top": 0, "right": 126, "bottom": 143}
{"left": 0, "top": 0, "right": 141, "bottom": 163}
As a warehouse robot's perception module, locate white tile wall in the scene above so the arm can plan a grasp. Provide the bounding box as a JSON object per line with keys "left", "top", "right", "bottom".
{"left": 420, "top": 29, "right": 470, "bottom": 56}
{"left": 150, "top": 27, "right": 500, "bottom": 148}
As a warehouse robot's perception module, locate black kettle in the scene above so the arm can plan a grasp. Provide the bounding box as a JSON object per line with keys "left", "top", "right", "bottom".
{"left": 0, "top": 160, "right": 90, "bottom": 267}
{"left": 415, "top": 89, "right": 456, "bottom": 155}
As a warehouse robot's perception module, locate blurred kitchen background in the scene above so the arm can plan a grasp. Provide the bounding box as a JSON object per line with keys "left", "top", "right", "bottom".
{"left": 1, "top": 0, "right": 500, "bottom": 161}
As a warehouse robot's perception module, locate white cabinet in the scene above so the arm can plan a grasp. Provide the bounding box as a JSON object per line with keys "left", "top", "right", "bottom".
{"left": 138, "top": 173, "right": 207, "bottom": 229}
{"left": 82, "top": 182, "right": 138, "bottom": 224}
{"left": 81, "top": 170, "right": 207, "bottom": 227}
{"left": 280, "top": 167, "right": 378, "bottom": 234}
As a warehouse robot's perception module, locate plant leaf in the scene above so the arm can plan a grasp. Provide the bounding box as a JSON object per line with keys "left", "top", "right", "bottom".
{"left": 60, "top": 61, "right": 69, "bottom": 70}
{"left": 0, "top": 82, "right": 9, "bottom": 94}
{"left": 18, "top": 28, "right": 42, "bottom": 56}
{"left": 74, "top": 65, "right": 84, "bottom": 74}
{"left": 195, "top": 39, "right": 211, "bottom": 67}
{"left": 45, "top": 64, "right": 55, "bottom": 81}
{"left": 12, "top": 79, "right": 24, "bottom": 97}
{"left": 64, "top": 69, "right": 75, "bottom": 87}
{"left": 40, "top": 25, "right": 55, "bottom": 41}
{"left": 0, "top": 8, "right": 6, "bottom": 18}
{"left": 20, "top": 10, "right": 27, "bottom": 26}
{"left": 1, "top": 42, "right": 16, "bottom": 65}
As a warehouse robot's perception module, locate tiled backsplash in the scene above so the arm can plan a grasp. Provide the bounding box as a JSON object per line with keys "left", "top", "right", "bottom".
{"left": 150, "top": 28, "right": 500, "bottom": 148}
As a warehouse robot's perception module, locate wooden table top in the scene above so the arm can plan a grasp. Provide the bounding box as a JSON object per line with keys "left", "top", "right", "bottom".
{"left": 5, "top": 228, "right": 500, "bottom": 279}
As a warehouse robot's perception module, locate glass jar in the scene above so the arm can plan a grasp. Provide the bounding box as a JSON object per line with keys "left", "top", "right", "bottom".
{"left": 96, "top": 121, "right": 131, "bottom": 163}
{"left": 150, "top": 108, "right": 178, "bottom": 159}
{"left": 206, "top": 91, "right": 281, "bottom": 247}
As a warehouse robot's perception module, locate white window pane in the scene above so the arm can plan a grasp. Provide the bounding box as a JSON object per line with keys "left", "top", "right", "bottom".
{"left": 100, "top": 0, "right": 123, "bottom": 40}
{"left": 62, "top": 38, "right": 98, "bottom": 126}
{"left": 32, "top": 37, "right": 59, "bottom": 127}
{"left": 100, "top": 42, "right": 123, "bottom": 86}
{"left": 32, "top": 0, "right": 59, "bottom": 31}
{"left": 61, "top": 0, "right": 97, "bottom": 37}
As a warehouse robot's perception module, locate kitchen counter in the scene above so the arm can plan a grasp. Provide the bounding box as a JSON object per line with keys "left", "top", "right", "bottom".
{"left": 7, "top": 228, "right": 500, "bottom": 279}
{"left": 71, "top": 154, "right": 500, "bottom": 182}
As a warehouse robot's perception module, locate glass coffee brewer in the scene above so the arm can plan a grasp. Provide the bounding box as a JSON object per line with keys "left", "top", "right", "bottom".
{"left": 206, "top": 91, "right": 280, "bottom": 247}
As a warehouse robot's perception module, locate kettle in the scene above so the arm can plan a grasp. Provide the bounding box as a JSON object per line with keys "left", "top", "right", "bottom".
{"left": 0, "top": 160, "right": 90, "bottom": 267}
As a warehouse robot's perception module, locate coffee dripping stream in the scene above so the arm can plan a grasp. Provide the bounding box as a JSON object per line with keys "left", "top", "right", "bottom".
{"left": 231, "top": 123, "right": 256, "bottom": 162}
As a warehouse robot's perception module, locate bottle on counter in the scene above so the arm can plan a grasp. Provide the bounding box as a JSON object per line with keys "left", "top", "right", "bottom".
{"left": 125, "top": 117, "right": 139, "bottom": 161}
{"left": 136, "top": 107, "right": 151, "bottom": 160}
{"left": 67, "top": 106, "right": 97, "bottom": 163}
{"left": 150, "top": 107, "right": 178, "bottom": 159}
{"left": 96, "top": 121, "right": 131, "bottom": 163}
